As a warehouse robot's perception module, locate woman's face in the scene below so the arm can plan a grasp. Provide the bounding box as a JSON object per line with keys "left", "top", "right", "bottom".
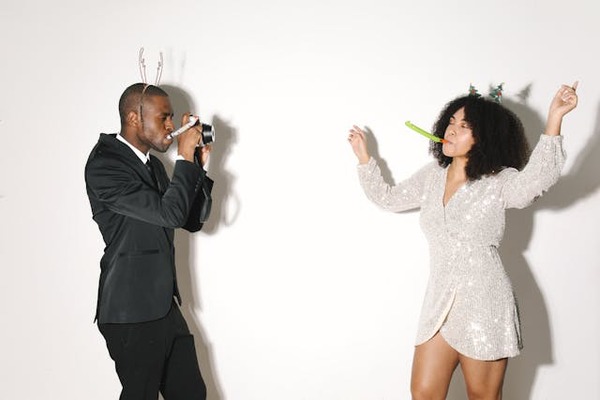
{"left": 443, "top": 107, "right": 475, "bottom": 159}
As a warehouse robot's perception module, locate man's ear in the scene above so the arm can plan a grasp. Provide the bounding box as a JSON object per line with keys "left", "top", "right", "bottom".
{"left": 126, "top": 110, "right": 141, "bottom": 127}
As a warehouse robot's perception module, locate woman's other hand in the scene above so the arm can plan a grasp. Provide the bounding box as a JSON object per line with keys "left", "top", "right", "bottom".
{"left": 348, "top": 125, "right": 370, "bottom": 164}
{"left": 546, "top": 81, "right": 579, "bottom": 136}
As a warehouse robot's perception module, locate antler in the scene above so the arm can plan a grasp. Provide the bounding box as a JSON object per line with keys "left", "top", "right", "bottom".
{"left": 138, "top": 47, "right": 148, "bottom": 83}
{"left": 138, "top": 47, "right": 163, "bottom": 86}
{"left": 155, "top": 51, "right": 163, "bottom": 86}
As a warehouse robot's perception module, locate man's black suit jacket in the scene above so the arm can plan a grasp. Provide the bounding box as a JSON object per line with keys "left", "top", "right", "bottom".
{"left": 85, "top": 133, "right": 213, "bottom": 324}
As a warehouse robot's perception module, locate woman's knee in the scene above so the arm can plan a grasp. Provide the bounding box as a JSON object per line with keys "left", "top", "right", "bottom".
{"left": 465, "top": 383, "right": 503, "bottom": 400}
{"left": 461, "top": 356, "right": 506, "bottom": 400}
{"left": 411, "top": 379, "right": 447, "bottom": 400}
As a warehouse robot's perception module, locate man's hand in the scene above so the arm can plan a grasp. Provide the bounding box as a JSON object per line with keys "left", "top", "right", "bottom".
{"left": 198, "top": 144, "right": 211, "bottom": 167}
{"left": 177, "top": 113, "right": 203, "bottom": 162}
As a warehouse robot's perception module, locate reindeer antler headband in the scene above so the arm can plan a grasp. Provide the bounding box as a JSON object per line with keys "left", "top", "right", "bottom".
{"left": 136, "top": 47, "right": 165, "bottom": 127}
{"left": 138, "top": 47, "right": 163, "bottom": 86}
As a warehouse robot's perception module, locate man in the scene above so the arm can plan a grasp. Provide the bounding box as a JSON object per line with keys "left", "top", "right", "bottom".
{"left": 85, "top": 83, "right": 213, "bottom": 399}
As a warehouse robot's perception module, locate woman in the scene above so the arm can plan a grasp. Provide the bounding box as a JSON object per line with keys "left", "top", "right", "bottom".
{"left": 348, "top": 83, "right": 578, "bottom": 399}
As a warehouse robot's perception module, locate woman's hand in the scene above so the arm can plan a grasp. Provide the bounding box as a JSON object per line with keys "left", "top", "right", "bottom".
{"left": 546, "top": 81, "right": 579, "bottom": 136}
{"left": 348, "top": 125, "right": 370, "bottom": 164}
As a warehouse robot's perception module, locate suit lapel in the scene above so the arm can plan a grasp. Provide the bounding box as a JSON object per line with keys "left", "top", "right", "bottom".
{"left": 100, "top": 134, "right": 173, "bottom": 247}
{"left": 101, "top": 134, "right": 158, "bottom": 190}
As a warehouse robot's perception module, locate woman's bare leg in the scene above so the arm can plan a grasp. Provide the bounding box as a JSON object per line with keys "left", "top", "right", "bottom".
{"left": 411, "top": 333, "right": 459, "bottom": 400}
{"left": 459, "top": 354, "right": 507, "bottom": 400}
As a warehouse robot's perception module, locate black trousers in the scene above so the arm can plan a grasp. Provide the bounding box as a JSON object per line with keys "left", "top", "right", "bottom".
{"left": 99, "top": 303, "right": 206, "bottom": 400}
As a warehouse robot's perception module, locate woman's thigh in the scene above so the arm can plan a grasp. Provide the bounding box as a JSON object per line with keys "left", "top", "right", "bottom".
{"left": 459, "top": 354, "right": 507, "bottom": 400}
{"left": 411, "top": 333, "right": 460, "bottom": 400}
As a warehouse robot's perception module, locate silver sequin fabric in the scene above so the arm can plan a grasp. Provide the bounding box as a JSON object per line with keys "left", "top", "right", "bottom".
{"left": 357, "top": 134, "right": 565, "bottom": 360}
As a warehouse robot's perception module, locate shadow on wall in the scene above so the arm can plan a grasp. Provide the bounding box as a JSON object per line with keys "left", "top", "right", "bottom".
{"left": 156, "top": 84, "right": 241, "bottom": 400}
{"left": 202, "top": 115, "right": 240, "bottom": 234}
{"left": 500, "top": 95, "right": 599, "bottom": 400}
{"left": 153, "top": 84, "right": 600, "bottom": 399}
{"left": 363, "top": 125, "right": 397, "bottom": 185}
{"left": 159, "top": 85, "right": 241, "bottom": 234}
{"left": 446, "top": 91, "right": 600, "bottom": 399}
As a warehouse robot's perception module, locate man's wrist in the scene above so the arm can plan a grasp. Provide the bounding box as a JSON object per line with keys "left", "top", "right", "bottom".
{"left": 177, "top": 150, "right": 195, "bottom": 162}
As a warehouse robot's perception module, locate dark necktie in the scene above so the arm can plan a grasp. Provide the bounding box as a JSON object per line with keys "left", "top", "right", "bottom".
{"left": 145, "top": 158, "right": 162, "bottom": 192}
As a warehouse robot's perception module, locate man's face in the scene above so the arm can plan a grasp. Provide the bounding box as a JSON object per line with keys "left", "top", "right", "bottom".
{"left": 138, "top": 95, "right": 175, "bottom": 153}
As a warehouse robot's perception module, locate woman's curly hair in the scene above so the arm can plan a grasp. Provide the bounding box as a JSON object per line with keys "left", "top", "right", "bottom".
{"left": 429, "top": 95, "right": 530, "bottom": 180}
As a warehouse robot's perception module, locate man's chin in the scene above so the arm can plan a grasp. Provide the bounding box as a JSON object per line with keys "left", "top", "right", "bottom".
{"left": 152, "top": 142, "right": 171, "bottom": 153}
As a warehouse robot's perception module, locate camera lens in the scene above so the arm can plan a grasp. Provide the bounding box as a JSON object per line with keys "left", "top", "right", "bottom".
{"left": 201, "top": 123, "right": 215, "bottom": 145}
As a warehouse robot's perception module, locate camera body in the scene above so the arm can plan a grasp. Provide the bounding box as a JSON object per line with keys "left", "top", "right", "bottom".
{"left": 167, "top": 115, "right": 216, "bottom": 146}
{"left": 188, "top": 115, "right": 215, "bottom": 146}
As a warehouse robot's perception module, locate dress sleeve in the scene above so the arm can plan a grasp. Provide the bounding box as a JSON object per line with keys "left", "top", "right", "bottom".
{"left": 500, "top": 134, "right": 566, "bottom": 209}
{"left": 357, "top": 158, "right": 435, "bottom": 212}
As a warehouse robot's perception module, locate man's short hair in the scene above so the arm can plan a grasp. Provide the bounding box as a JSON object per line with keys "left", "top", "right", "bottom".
{"left": 118, "top": 83, "right": 168, "bottom": 126}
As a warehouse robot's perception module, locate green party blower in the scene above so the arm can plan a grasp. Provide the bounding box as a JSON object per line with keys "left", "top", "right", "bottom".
{"left": 405, "top": 121, "right": 447, "bottom": 143}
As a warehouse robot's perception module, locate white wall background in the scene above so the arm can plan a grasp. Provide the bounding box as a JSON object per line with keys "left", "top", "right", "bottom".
{"left": 1, "top": 1, "right": 599, "bottom": 399}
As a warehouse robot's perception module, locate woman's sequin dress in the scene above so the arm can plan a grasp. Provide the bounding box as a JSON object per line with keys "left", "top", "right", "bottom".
{"left": 357, "top": 135, "right": 565, "bottom": 360}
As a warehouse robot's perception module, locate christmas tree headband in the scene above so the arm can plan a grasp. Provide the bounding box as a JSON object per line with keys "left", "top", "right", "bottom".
{"left": 403, "top": 82, "right": 506, "bottom": 143}
{"left": 468, "top": 82, "right": 504, "bottom": 103}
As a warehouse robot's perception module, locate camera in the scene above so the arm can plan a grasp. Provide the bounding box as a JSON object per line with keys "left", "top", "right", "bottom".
{"left": 168, "top": 115, "right": 216, "bottom": 146}
{"left": 188, "top": 116, "right": 215, "bottom": 146}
